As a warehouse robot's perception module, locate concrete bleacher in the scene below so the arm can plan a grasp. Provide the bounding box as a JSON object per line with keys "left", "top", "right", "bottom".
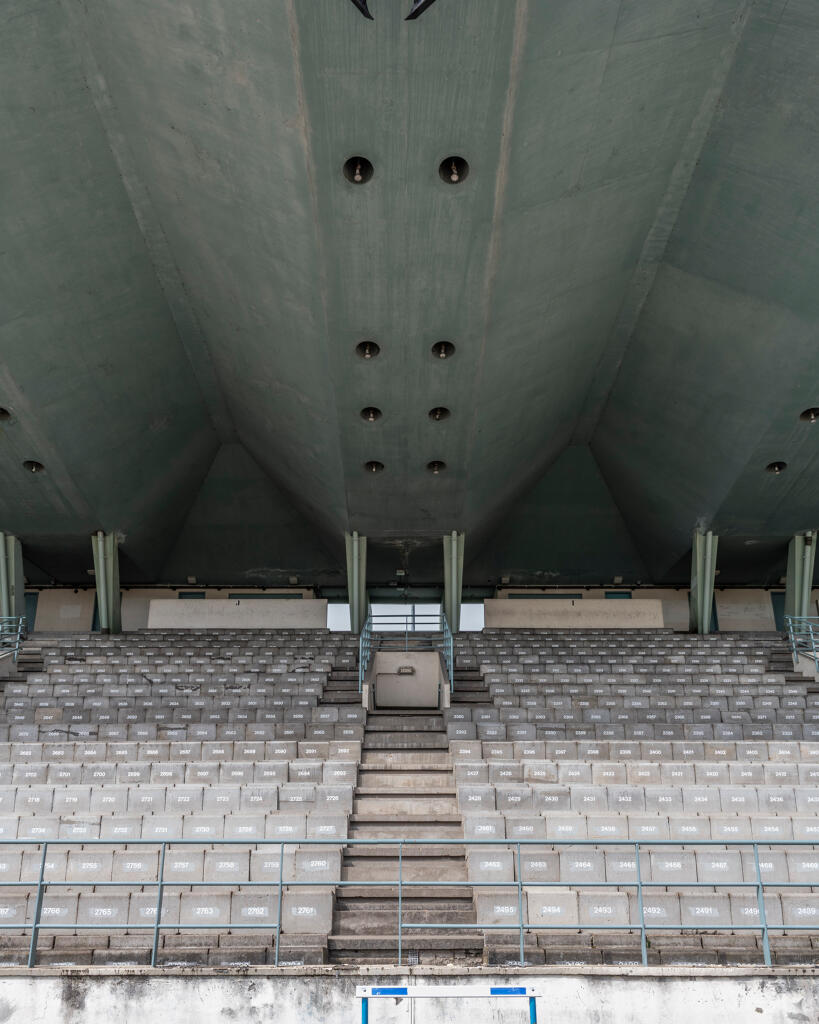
{"left": 447, "top": 629, "right": 819, "bottom": 964}
{"left": 0, "top": 630, "right": 362, "bottom": 965}
{"left": 1, "top": 625, "right": 818, "bottom": 968}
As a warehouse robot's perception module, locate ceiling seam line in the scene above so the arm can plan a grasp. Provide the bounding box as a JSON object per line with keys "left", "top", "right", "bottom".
{"left": 284, "top": 0, "right": 350, "bottom": 534}
{"left": 57, "top": 0, "right": 236, "bottom": 443}
{"left": 571, "top": 0, "right": 756, "bottom": 444}
{"left": 461, "top": 0, "right": 530, "bottom": 527}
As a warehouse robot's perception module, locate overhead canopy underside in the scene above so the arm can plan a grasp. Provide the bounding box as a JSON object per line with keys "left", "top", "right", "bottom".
{"left": 1, "top": 0, "right": 818, "bottom": 588}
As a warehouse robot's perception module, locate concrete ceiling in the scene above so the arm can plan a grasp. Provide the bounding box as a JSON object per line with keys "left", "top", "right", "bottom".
{"left": 1, "top": 0, "right": 817, "bottom": 588}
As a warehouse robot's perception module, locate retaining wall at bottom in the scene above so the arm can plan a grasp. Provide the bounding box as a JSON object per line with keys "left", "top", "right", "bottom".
{"left": 0, "top": 966, "right": 816, "bottom": 1024}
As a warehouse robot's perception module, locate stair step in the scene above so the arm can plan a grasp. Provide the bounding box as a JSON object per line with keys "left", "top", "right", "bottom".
{"left": 339, "top": 885, "right": 473, "bottom": 899}
{"left": 364, "top": 734, "right": 449, "bottom": 749}
{"left": 344, "top": 845, "right": 465, "bottom": 858}
{"left": 328, "top": 935, "right": 483, "bottom": 951}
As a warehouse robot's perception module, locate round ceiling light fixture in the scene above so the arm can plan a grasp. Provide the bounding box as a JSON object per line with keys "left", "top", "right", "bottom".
{"left": 343, "top": 156, "right": 374, "bottom": 184}
{"left": 0, "top": 408, "right": 11, "bottom": 422}
{"left": 360, "top": 407, "right": 382, "bottom": 422}
{"left": 364, "top": 460, "right": 385, "bottom": 474}
{"left": 431, "top": 341, "right": 455, "bottom": 360}
{"left": 766, "top": 461, "right": 787, "bottom": 475}
{"left": 427, "top": 460, "right": 446, "bottom": 474}
{"left": 799, "top": 407, "right": 819, "bottom": 424}
{"left": 428, "top": 406, "right": 450, "bottom": 421}
{"left": 439, "top": 156, "right": 469, "bottom": 184}
{"left": 22, "top": 460, "right": 45, "bottom": 474}
{"left": 356, "top": 340, "right": 380, "bottom": 360}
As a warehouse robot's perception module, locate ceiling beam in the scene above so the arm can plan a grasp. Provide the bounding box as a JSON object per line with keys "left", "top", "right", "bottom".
{"left": 58, "top": 0, "right": 236, "bottom": 443}
{"left": 571, "top": 0, "right": 755, "bottom": 444}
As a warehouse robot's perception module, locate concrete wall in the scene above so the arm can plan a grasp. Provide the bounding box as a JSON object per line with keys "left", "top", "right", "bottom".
{"left": 0, "top": 969, "right": 817, "bottom": 1024}
{"left": 484, "top": 598, "right": 665, "bottom": 629}
{"left": 372, "top": 651, "right": 445, "bottom": 708}
{"left": 147, "top": 598, "right": 327, "bottom": 629}
{"left": 33, "top": 589, "right": 96, "bottom": 632}
{"left": 715, "top": 590, "right": 777, "bottom": 631}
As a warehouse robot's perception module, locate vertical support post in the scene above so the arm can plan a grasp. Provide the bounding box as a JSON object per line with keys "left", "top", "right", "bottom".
{"left": 91, "top": 531, "right": 121, "bottom": 633}
{"left": 442, "top": 531, "right": 465, "bottom": 632}
{"left": 345, "top": 531, "right": 368, "bottom": 633}
{"left": 785, "top": 532, "right": 817, "bottom": 620}
{"left": 0, "top": 533, "right": 24, "bottom": 619}
{"left": 753, "top": 842, "right": 771, "bottom": 967}
{"left": 516, "top": 842, "right": 524, "bottom": 965}
{"left": 27, "top": 842, "right": 48, "bottom": 968}
{"left": 635, "top": 841, "right": 647, "bottom": 966}
{"left": 274, "top": 842, "right": 285, "bottom": 967}
{"left": 689, "top": 528, "right": 718, "bottom": 634}
{"left": 362, "top": 998, "right": 369, "bottom": 1024}
{"left": 529, "top": 997, "right": 537, "bottom": 1024}
{"left": 398, "top": 840, "right": 403, "bottom": 966}
{"left": 150, "top": 842, "right": 167, "bottom": 967}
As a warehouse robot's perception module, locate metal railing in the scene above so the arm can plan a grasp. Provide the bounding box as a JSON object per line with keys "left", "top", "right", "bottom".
{"left": 785, "top": 615, "right": 819, "bottom": 670}
{"left": 2, "top": 837, "right": 817, "bottom": 968}
{"left": 0, "top": 616, "right": 25, "bottom": 663}
{"left": 358, "top": 610, "right": 454, "bottom": 692}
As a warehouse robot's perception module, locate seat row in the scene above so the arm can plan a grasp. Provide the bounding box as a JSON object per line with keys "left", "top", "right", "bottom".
{"left": 7, "top": 723, "right": 365, "bottom": 742}
{"left": 0, "top": 812, "right": 349, "bottom": 841}
{"left": 454, "top": 760, "right": 819, "bottom": 786}
{"left": 12, "top": 759, "right": 358, "bottom": 785}
{"left": 447, "top": 723, "right": 818, "bottom": 741}
{"left": 0, "top": 740, "right": 361, "bottom": 762}
{"left": 451, "top": 739, "right": 819, "bottom": 762}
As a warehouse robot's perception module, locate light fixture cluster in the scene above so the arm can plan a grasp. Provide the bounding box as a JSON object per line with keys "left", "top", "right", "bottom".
{"left": 358, "top": 342, "right": 453, "bottom": 475}
{"left": 343, "top": 156, "right": 468, "bottom": 186}
{"left": 765, "top": 407, "right": 818, "bottom": 476}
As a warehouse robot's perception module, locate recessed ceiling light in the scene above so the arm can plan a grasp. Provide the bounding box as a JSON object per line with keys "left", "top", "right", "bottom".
{"left": 356, "top": 341, "right": 380, "bottom": 360}
{"left": 427, "top": 460, "right": 446, "bottom": 474}
{"left": 22, "top": 460, "right": 44, "bottom": 474}
{"left": 360, "top": 407, "right": 382, "bottom": 422}
{"left": 0, "top": 408, "right": 11, "bottom": 422}
{"left": 744, "top": 540, "right": 759, "bottom": 546}
{"left": 364, "top": 460, "right": 385, "bottom": 474}
{"left": 439, "top": 156, "right": 469, "bottom": 184}
{"left": 343, "top": 156, "right": 373, "bottom": 184}
{"left": 288, "top": 576, "right": 299, "bottom": 585}
{"left": 186, "top": 576, "right": 197, "bottom": 584}
{"left": 428, "top": 406, "right": 450, "bottom": 421}
{"left": 800, "top": 408, "right": 819, "bottom": 424}
{"left": 431, "top": 341, "right": 455, "bottom": 359}
{"left": 766, "top": 461, "right": 787, "bottom": 475}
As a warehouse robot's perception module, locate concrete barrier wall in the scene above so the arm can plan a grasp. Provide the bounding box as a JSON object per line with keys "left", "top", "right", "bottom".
{"left": 147, "top": 598, "right": 327, "bottom": 629}
{"left": 0, "top": 969, "right": 817, "bottom": 1024}
{"left": 372, "top": 650, "right": 444, "bottom": 708}
{"left": 484, "top": 598, "right": 665, "bottom": 629}
{"left": 715, "top": 590, "right": 777, "bottom": 631}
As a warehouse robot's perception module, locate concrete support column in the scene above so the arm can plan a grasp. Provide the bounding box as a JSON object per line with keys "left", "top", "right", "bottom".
{"left": 344, "top": 531, "right": 368, "bottom": 634}
{"left": 689, "top": 528, "right": 718, "bottom": 634}
{"left": 91, "top": 531, "right": 121, "bottom": 634}
{"left": 442, "top": 530, "right": 465, "bottom": 632}
{"left": 0, "top": 533, "right": 24, "bottom": 619}
{"left": 785, "top": 531, "right": 817, "bottom": 620}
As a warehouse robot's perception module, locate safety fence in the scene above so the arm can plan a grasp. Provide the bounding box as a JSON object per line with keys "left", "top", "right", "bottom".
{"left": 0, "top": 617, "right": 25, "bottom": 663}
{"left": 358, "top": 611, "right": 454, "bottom": 693}
{"left": 1, "top": 837, "right": 817, "bottom": 968}
{"left": 786, "top": 615, "right": 819, "bottom": 671}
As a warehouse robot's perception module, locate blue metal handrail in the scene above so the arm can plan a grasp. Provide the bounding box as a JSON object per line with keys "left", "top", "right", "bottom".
{"left": 3, "top": 835, "right": 817, "bottom": 969}
{"left": 785, "top": 615, "right": 819, "bottom": 670}
{"left": 0, "top": 616, "right": 25, "bottom": 663}
{"left": 358, "top": 610, "right": 454, "bottom": 692}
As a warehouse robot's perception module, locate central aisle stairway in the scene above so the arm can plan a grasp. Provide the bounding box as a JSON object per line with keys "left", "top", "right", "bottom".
{"left": 328, "top": 707, "right": 481, "bottom": 964}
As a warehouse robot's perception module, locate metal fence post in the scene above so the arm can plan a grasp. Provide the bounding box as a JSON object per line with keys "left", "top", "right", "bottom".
{"left": 362, "top": 996, "right": 369, "bottom": 1024}
{"left": 150, "top": 842, "right": 166, "bottom": 967}
{"left": 635, "top": 841, "right": 647, "bottom": 966}
{"left": 27, "top": 842, "right": 48, "bottom": 968}
{"left": 529, "top": 996, "right": 537, "bottom": 1024}
{"left": 398, "top": 840, "right": 403, "bottom": 966}
{"left": 516, "top": 842, "right": 524, "bottom": 965}
{"left": 753, "top": 842, "right": 772, "bottom": 966}
{"left": 274, "top": 842, "right": 285, "bottom": 967}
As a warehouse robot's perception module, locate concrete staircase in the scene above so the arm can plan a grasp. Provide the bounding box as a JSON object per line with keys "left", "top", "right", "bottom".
{"left": 329, "top": 708, "right": 481, "bottom": 964}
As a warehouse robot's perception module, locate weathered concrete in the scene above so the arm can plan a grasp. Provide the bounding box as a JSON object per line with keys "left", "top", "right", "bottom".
{"left": 0, "top": 967, "right": 817, "bottom": 1024}
{"left": 371, "top": 651, "right": 445, "bottom": 708}
{"left": 484, "top": 598, "right": 664, "bottom": 629}
{"left": 146, "top": 599, "right": 327, "bottom": 629}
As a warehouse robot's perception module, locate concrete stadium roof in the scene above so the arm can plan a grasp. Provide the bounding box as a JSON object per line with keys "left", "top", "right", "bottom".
{"left": 1, "top": 0, "right": 817, "bottom": 588}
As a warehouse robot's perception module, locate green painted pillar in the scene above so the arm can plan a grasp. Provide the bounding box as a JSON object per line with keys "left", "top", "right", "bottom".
{"left": 344, "top": 531, "right": 368, "bottom": 634}
{"left": 785, "top": 532, "right": 817, "bottom": 620}
{"left": 442, "top": 530, "right": 465, "bottom": 632}
{"left": 0, "top": 533, "right": 24, "bottom": 620}
{"left": 689, "top": 528, "right": 718, "bottom": 634}
{"left": 91, "top": 531, "right": 121, "bottom": 634}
